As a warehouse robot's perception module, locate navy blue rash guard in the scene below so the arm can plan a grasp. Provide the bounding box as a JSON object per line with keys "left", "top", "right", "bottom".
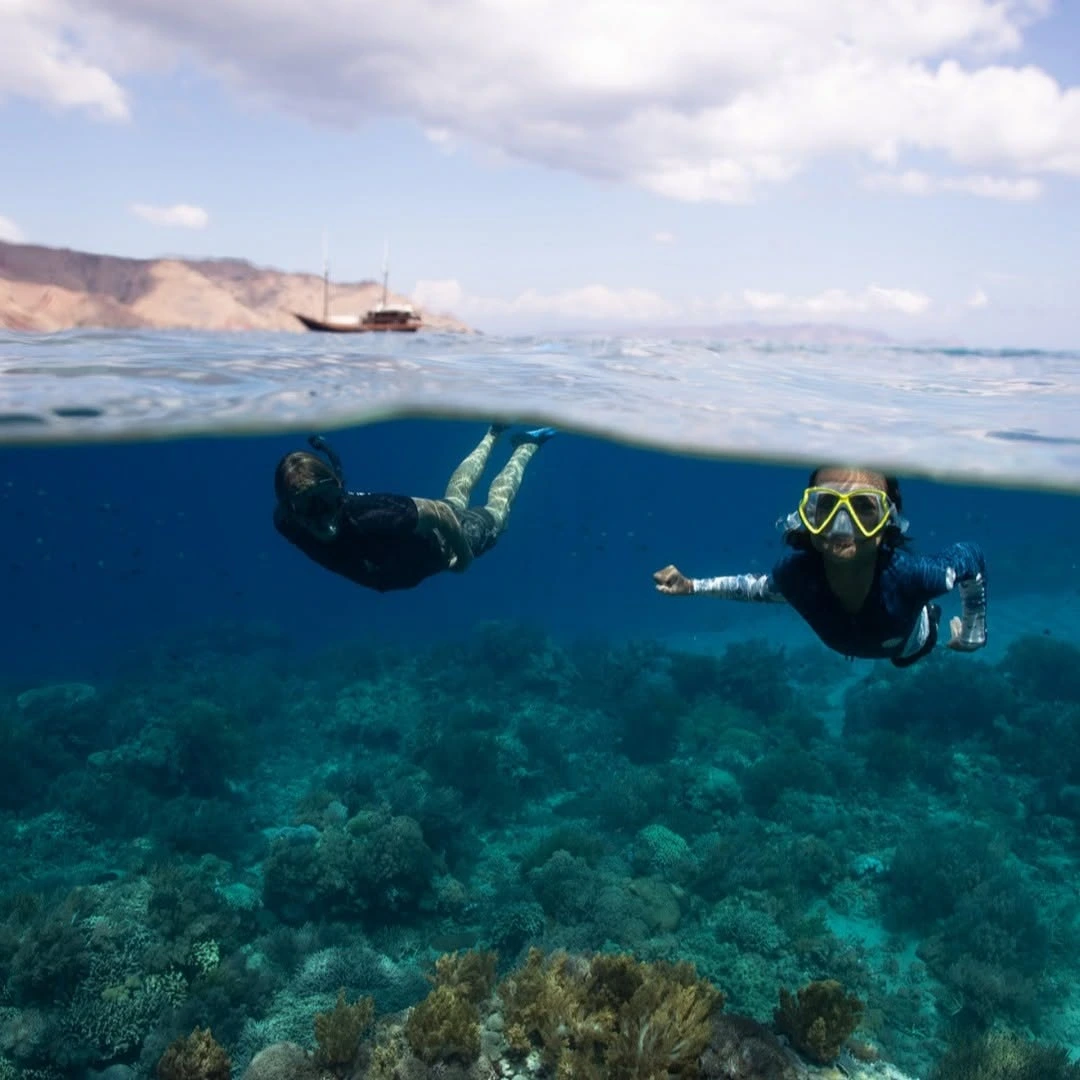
{"left": 689, "top": 541, "right": 987, "bottom": 664}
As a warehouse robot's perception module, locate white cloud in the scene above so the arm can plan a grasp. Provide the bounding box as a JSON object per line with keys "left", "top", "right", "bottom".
{"left": 415, "top": 277, "right": 932, "bottom": 323}
{"left": 412, "top": 278, "right": 465, "bottom": 314}
{"left": 8, "top": 1, "right": 1078, "bottom": 200}
{"left": 0, "top": 0, "right": 129, "bottom": 119}
{"left": 130, "top": 202, "right": 209, "bottom": 229}
{"left": 967, "top": 287, "right": 990, "bottom": 308}
{"left": 507, "top": 285, "right": 679, "bottom": 320}
{"left": 419, "top": 281, "right": 680, "bottom": 322}
{"left": 652, "top": 230, "right": 676, "bottom": 245}
{"left": 864, "top": 169, "right": 1043, "bottom": 200}
{"left": 424, "top": 127, "right": 458, "bottom": 153}
{"left": 0, "top": 215, "right": 24, "bottom": 243}
{"left": 721, "top": 285, "right": 932, "bottom": 316}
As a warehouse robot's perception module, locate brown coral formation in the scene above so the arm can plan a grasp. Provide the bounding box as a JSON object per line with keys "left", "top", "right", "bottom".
{"left": 156, "top": 1026, "right": 231, "bottom": 1080}
{"left": 314, "top": 989, "right": 375, "bottom": 1077}
{"left": 773, "top": 979, "right": 864, "bottom": 1065}
{"left": 498, "top": 948, "right": 723, "bottom": 1079}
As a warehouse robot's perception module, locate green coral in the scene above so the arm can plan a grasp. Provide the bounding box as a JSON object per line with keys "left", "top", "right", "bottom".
{"left": 930, "top": 1030, "right": 1080, "bottom": 1080}
{"left": 498, "top": 948, "right": 723, "bottom": 1079}
{"left": 773, "top": 979, "right": 863, "bottom": 1065}
{"left": 313, "top": 989, "right": 374, "bottom": 1077}
{"left": 263, "top": 810, "right": 435, "bottom": 922}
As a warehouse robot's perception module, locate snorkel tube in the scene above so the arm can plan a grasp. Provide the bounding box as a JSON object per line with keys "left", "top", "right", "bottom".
{"left": 308, "top": 434, "right": 346, "bottom": 489}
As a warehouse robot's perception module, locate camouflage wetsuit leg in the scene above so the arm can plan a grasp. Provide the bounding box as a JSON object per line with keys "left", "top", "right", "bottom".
{"left": 443, "top": 427, "right": 501, "bottom": 512}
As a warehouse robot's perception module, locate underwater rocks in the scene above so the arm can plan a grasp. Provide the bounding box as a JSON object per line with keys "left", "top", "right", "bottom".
{"left": 16, "top": 681, "right": 98, "bottom": 716}
{"left": 240, "top": 1040, "right": 321, "bottom": 1080}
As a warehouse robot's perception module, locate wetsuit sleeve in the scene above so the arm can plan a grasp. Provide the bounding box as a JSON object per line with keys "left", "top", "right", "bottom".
{"left": 907, "top": 541, "right": 988, "bottom": 648}
{"left": 690, "top": 572, "right": 787, "bottom": 602}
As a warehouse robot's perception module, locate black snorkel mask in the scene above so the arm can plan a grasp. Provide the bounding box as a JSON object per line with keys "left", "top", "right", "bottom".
{"left": 292, "top": 435, "right": 347, "bottom": 539}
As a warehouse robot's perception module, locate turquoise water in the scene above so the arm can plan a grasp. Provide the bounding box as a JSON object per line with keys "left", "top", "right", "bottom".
{"left": 2, "top": 330, "right": 1080, "bottom": 1080}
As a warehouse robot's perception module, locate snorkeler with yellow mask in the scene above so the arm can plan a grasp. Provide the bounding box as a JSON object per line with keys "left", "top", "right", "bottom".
{"left": 653, "top": 466, "right": 986, "bottom": 667}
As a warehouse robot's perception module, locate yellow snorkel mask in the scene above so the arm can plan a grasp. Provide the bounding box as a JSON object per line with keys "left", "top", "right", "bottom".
{"left": 783, "top": 486, "right": 908, "bottom": 540}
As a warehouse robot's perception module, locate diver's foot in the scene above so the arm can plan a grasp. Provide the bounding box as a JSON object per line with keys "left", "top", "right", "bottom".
{"left": 511, "top": 426, "right": 557, "bottom": 448}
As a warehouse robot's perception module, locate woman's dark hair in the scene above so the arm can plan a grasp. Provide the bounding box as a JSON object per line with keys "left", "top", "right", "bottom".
{"left": 274, "top": 450, "right": 339, "bottom": 503}
{"left": 783, "top": 467, "right": 911, "bottom": 550}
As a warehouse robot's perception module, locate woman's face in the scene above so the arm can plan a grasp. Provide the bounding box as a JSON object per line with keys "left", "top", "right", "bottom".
{"left": 808, "top": 467, "right": 889, "bottom": 564}
{"left": 288, "top": 477, "right": 345, "bottom": 541}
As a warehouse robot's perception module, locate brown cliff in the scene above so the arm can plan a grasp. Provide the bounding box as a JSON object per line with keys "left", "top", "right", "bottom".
{"left": 0, "top": 241, "right": 472, "bottom": 333}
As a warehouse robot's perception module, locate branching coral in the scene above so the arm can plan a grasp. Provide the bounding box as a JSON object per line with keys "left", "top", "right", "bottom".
{"left": 400, "top": 949, "right": 496, "bottom": 1066}
{"left": 498, "top": 948, "right": 724, "bottom": 1079}
{"left": 773, "top": 979, "right": 863, "bottom": 1065}
{"left": 605, "top": 965, "right": 723, "bottom": 1078}
{"left": 262, "top": 810, "right": 436, "bottom": 923}
{"left": 313, "top": 989, "right": 373, "bottom": 1077}
{"left": 156, "top": 1026, "right": 231, "bottom": 1080}
{"left": 431, "top": 949, "right": 497, "bottom": 1004}
{"left": 404, "top": 984, "right": 481, "bottom": 1065}
{"left": 930, "top": 1029, "right": 1080, "bottom": 1080}
{"left": 63, "top": 921, "right": 187, "bottom": 1062}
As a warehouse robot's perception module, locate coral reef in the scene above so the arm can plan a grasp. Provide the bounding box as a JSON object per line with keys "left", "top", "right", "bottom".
{"left": 403, "top": 984, "right": 481, "bottom": 1065}
{"left": 156, "top": 1027, "right": 231, "bottom": 1080}
{"left": 4, "top": 622, "right": 1080, "bottom": 1080}
{"left": 498, "top": 948, "right": 723, "bottom": 1077}
{"left": 930, "top": 1029, "right": 1080, "bottom": 1080}
{"left": 773, "top": 979, "right": 864, "bottom": 1065}
{"left": 401, "top": 949, "right": 495, "bottom": 1065}
{"left": 313, "top": 990, "right": 374, "bottom": 1076}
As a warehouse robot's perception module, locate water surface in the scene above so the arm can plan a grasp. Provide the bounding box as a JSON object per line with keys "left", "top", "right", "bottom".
{"left": 2, "top": 330, "right": 1078, "bottom": 490}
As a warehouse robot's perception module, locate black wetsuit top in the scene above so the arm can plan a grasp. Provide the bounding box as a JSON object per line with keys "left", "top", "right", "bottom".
{"left": 274, "top": 492, "right": 498, "bottom": 592}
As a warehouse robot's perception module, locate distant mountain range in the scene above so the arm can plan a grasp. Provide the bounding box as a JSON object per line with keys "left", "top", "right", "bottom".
{"left": 0, "top": 240, "right": 944, "bottom": 346}
{"left": 0, "top": 241, "right": 471, "bottom": 334}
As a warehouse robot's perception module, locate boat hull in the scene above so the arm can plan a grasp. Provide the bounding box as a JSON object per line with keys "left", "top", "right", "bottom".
{"left": 294, "top": 312, "right": 421, "bottom": 333}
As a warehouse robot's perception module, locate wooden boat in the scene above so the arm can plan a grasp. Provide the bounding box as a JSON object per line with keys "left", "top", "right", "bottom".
{"left": 293, "top": 239, "right": 422, "bottom": 333}
{"left": 294, "top": 309, "right": 421, "bottom": 333}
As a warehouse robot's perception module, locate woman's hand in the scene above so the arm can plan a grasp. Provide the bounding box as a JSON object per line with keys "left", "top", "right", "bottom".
{"left": 653, "top": 564, "right": 694, "bottom": 595}
{"left": 946, "top": 615, "right": 983, "bottom": 651}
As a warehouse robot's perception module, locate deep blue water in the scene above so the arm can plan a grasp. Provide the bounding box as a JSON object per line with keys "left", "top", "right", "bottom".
{"left": 2, "top": 419, "right": 1079, "bottom": 682}
{"left": 2, "top": 330, "right": 1078, "bottom": 680}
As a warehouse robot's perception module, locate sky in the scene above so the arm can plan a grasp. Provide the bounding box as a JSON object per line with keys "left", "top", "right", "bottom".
{"left": 1, "top": 0, "right": 1079, "bottom": 347}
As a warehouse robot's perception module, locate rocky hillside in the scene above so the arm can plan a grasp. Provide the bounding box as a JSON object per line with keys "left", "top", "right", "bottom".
{"left": 0, "top": 241, "right": 471, "bottom": 333}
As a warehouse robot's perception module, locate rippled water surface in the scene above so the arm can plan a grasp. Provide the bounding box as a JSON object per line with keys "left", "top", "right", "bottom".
{"left": 1, "top": 330, "right": 1078, "bottom": 489}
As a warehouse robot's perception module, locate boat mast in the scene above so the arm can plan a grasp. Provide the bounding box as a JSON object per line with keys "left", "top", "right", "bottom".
{"left": 380, "top": 238, "right": 389, "bottom": 311}
{"left": 322, "top": 230, "right": 330, "bottom": 321}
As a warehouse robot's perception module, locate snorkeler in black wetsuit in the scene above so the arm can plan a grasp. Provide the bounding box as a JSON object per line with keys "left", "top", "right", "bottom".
{"left": 654, "top": 466, "right": 987, "bottom": 667}
{"left": 273, "top": 425, "right": 555, "bottom": 592}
